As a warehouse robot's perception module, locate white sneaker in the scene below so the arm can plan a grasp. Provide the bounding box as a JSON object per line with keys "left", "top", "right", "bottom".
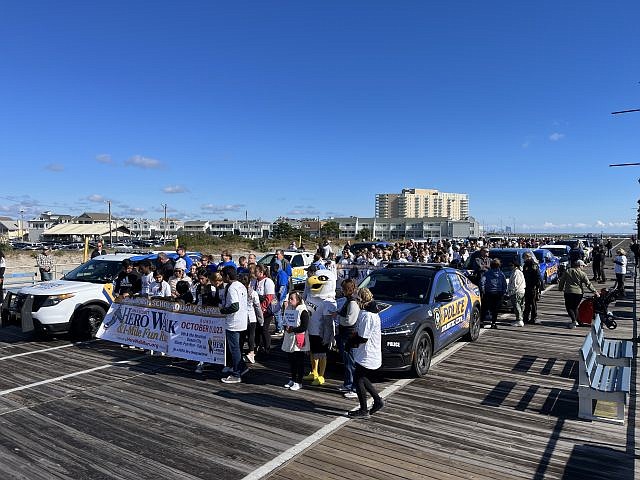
{"left": 195, "top": 362, "right": 203, "bottom": 374}
{"left": 289, "top": 382, "right": 301, "bottom": 391}
{"left": 343, "top": 391, "right": 358, "bottom": 399}
{"left": 221, "top": 375, "right": 241, "bottom": 384}
{"left": 221, "top": 366, "right": 232, "bottom": 374}
{"left": 511, "top": 320, "right": 524, "bottom": 327}
{"left": 245, "top": 352, "right": 255, "bottom": 364}
{"left": 534, "top": 319, "right": 542, "bottom": 325}
{"left": 284, "top": 380, "right": 295, "bottom": 389}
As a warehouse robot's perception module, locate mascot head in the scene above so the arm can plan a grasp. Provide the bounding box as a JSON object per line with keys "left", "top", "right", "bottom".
{"left": 307, "top": 270, "right": 336, "bottom": 299}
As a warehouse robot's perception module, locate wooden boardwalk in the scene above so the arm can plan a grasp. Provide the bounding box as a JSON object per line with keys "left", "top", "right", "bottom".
{"left": 0, "top": 243, "right": 637, "bottom": 479}
{"left": 267, "top": 251, "right": 640, "bottom": 480}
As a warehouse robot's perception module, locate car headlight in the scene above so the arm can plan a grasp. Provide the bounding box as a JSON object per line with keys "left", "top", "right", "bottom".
{"left": 41, "top": 293, "right": 76, "bottom": 307}
{"left": 382, "top": 321, "right": 416, "bottom": 336}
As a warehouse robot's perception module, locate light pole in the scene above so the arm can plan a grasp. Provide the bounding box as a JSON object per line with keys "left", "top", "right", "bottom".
{"left": 106, "top": 200, "right": 112, "bottom": 245}
{"left": 19, "top": 208, "right": 25, "bottom": 240}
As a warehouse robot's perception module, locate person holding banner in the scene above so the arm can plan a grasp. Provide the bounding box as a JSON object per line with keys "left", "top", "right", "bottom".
{"left": 281, "top": 291, "right": 310, "bottom": 391}
{"left": 219, "top": 266, "right": 249, "bottom": 384}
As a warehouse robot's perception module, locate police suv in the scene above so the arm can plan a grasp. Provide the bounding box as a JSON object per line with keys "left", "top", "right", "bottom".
{"left": 1, "top": 252, "right": 197, "bottom": 339}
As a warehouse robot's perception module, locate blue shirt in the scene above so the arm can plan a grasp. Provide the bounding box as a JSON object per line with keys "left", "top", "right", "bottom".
{"left": 275, "top": 269, "right": 290, "bottom": 302}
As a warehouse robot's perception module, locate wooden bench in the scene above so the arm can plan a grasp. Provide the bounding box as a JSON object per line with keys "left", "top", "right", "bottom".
{"left": 590, "top": 315, "right": 633, "bottom": 367}
{"left": 578, "top": 332, "right": 631, "bottom": 424}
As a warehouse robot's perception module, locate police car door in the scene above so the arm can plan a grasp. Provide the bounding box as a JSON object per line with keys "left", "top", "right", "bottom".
{"left": 431, "top": 272, "right": 466, "bottom": 351}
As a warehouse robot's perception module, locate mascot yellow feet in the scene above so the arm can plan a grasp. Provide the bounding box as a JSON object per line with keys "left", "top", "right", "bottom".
{"left": 303, "top": 356, "right": 318, "bottom": 381}
{"left": 311, "top": 375, "right": 325, "bottom": 386}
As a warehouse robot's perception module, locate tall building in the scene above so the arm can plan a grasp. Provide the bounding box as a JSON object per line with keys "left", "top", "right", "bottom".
{"left": 375, "top": 188, "right": 469, "bottom": 220}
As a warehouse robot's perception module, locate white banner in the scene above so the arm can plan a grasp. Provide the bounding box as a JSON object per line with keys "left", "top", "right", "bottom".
{"left": 97, "top": 298, "right": 226, "bottom": 364}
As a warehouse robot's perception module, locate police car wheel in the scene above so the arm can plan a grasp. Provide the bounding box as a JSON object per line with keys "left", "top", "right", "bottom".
{"left": 464, "top": 307, "right": 481, "bottom": 342}
{"left": 71, "top": 306, "right": 105, "bottom": 340}
{"left": 411, "top": 331, "right": 433, "bottom": 378}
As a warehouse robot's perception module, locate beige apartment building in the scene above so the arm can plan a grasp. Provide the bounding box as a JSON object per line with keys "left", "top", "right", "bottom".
{"left": 375, "top": 188, "right": 469, "bottom": 220}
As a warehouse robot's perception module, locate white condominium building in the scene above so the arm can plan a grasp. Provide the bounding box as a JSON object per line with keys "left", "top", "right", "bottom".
{"left": 375, "top": 188, "right": 469, "bottom": 220}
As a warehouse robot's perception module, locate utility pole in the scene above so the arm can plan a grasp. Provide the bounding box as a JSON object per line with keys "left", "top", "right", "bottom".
{"left": 610, "top": 104, "right": 639, "bottom": 341}
{"left": 161, "top": 203, "right": 168, "bottom": 242}
{"left": 106, "top": 200, "right": 112, "bottom": 245}
{"left": 19, "top": 208, "right": 25, "bottom": 240}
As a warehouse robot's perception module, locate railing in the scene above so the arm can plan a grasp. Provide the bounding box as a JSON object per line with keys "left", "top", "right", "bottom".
{"left": 3, "top": 262, "right": 82, "bottom": 283}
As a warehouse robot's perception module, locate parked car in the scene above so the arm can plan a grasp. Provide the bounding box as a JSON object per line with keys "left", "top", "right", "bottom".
{"left": 357, "top": 263, "right": 481, "bottom": 377}
{"left": 257, "top": 251, "right": 315, "bottom": 289}
{"left": 1, "top": 252, "right": 199, "bottom": 339}
{"left": 533, "top": 248, "right": 560, "bottom": 284}
{"left": 555, "top": 239, "right": 590, "bottom": 262}
{"left": 347, "top": 241, "right": 392, "bottom": 253}
{"left": 540, "top": 244, "right": 571, "bottom": 277}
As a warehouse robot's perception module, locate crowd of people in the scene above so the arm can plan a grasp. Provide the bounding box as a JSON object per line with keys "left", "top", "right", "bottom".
{"left": 107, "top": 244, "right": 385, "bottom": 418}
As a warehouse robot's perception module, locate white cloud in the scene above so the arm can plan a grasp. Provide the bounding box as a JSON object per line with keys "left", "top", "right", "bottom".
{"left": 96, "top": 154, "right": 113, "bottom": 164}
{"left": 125, "top": 155, "right": 163, "bottom": 169}
{"left": 45, "top": 163, "right": 64, "bottom": 172}
{"left": 574, "top": 223, "right": 587, "bottom": 228}
{"left": 287, "top": 208, "right": 320, "bottom": 216}
{"left": 595, "top": 220, "right": 606, "bottom": 227}
{"left": 549, "top": 132, "right": 565, "bottom": 141}
{"left": 162, "top": 185, "right": 189, "bottom": 194}
{"left": 87, "top": 194, "right": 107, "bottom": 203}
{"left": 201, "top": 203, "right": 244, "bottom": 214}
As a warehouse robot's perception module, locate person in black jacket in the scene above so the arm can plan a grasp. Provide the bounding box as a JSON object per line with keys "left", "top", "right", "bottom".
{"left": 114, "top": 259, "right": 142, "bottom": 298}
{"left": 522, "top": 253, "right": 543, "bottom": 325}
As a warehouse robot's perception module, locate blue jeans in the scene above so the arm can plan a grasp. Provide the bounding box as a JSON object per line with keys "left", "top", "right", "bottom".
{"left": 226, "top": 330, "right": 246, "bottom": 377}
{"left": 40, "top": 270, "right": 53, "bottom": 281}
{"left": 338, "top": 326, "right": 356, "bottom": 390}
{"left": 275, "top": 298, "right": 286, "bottom": 331}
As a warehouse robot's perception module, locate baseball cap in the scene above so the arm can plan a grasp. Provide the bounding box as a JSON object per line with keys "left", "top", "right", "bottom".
{"left": 174, "top": 258, "right": 187, "bottom": 271}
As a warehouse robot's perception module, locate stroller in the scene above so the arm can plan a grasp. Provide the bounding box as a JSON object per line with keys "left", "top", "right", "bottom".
{"left": 577, "top": 287, "right": 620, "bottom": 329}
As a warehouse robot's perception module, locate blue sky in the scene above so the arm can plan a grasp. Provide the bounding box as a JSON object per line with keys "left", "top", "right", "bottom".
{"left": 0, "top": 1, "right": 638, "bottom": 233}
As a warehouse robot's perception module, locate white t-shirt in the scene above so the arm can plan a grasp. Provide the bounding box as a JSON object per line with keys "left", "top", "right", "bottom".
{"left": 140, "top": 272, "right": 154, "bottom": 295}
{"left": 255, "top": 277, "right": 275, "bottom": 296}
{"left": 353, "top": 310, "right": 382, "bottom": 370}
{"left": 224, "top": 281, "right": 248, "bottom": 331}
{"left": 247, "top": 290, "right": 260, "bottom": 323}
{"left": 150, "top": 280, "right": 172, "bottom": 297}
{"left": 306, "top": 297, "right": 337, "bottom": 336}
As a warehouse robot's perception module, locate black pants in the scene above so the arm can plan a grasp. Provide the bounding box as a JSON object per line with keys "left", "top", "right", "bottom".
{"left": 354, "top": 362, "right": 381, "bottom": 411}
{"left": 592, "top": 261, "right": 601, "bottom": 280}
{"left": 614, "top": 273, "right": 625, "bottom": 294}
{"left": 257, "top": 314, "right": 273, "bottom": 353}
{"left": 483, "top": 293, "right": 503, "bottom": 325}
{"left": 523, "top": 288, "right": 538, "bottom": 323}
{"left": 564, "top": 292, "right": 583, "bottom": 324}
{"left": 240, "top": 322, "right": 256, "bottom": 352}
{"left": 288, "top": 351, "right": 305, "bottom": 383}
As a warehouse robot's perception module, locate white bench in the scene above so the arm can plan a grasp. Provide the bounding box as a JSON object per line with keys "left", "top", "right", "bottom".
{"left": 590, "top": 315, "right": 633, "bottom": 367}
{"left": 578, "top": 332, "right": 631, "bottom": 424}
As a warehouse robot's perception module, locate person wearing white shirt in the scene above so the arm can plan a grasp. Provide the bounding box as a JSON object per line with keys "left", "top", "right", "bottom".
{"left": 220, "top": 266, "right": 249, "bottom": 383}
{"left": 613, "top": 249, "right": 628, "bottom": 296}
{"left": 138, "top": 260, "right": 154, "bottom": 297}
{"left": 150, "top": 271, "right": 172, "bottom": 298}
{"left": 346, "top": 288, "right": 384, "bottom": 419}
{"left": 507, "top": 261, "right": 526, "bottom": 327}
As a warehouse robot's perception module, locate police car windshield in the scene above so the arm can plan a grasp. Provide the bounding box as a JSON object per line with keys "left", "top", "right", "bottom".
{"left": 546, "top": 248, "right": 568, "bottom": 258}
{"left": 359, "top": 268, "right": 433, "bottom": 303}
{"left": 63, "top": 259, "right": 123, "bottom": 283}
{"left": 488, "top": 251, "right": 521, "bottom": 270}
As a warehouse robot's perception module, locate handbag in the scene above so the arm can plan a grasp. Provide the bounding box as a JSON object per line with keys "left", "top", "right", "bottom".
{"left": 295, "top": 332, "right": 306, "bottom": 349}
